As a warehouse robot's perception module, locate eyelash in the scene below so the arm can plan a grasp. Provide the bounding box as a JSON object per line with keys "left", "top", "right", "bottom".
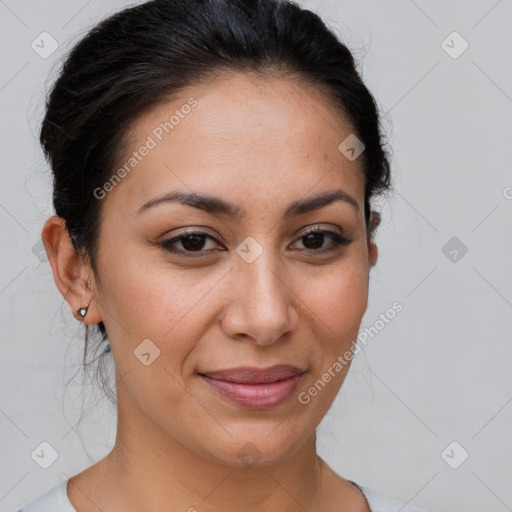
{"left": 158, "top": 227, "right": 352, "bottom": 258}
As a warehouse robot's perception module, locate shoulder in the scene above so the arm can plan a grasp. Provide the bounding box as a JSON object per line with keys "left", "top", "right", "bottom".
{"left": 349, "top": 480, "right": 430, "bottom": 512}
{"left": 16, "top": 479, "right": 76, "bottom": 512}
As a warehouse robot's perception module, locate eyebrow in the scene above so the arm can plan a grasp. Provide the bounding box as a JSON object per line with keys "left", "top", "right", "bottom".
{"left": 137, "top": 189, "right": 360, "bottom": 218}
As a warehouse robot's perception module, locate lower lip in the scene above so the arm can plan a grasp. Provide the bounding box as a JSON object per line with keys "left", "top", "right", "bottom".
{"left": 199, "top": 373, "right": 304, "bottom": 410}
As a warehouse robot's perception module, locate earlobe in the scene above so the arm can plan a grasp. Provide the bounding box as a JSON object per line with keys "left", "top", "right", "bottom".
{"left": 41, "top": 216, "right": 102, "bottom": 324}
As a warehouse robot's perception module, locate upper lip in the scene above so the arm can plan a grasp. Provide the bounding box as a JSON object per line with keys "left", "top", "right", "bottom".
{"left": 199, "top": 364, "right": 306, "bottom": 384}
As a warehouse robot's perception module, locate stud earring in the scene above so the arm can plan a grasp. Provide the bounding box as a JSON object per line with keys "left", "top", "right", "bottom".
{"left": 77, "top": 305, "right": 89, "bottom": 318}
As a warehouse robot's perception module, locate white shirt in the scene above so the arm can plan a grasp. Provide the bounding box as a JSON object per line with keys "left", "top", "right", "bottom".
{"left": 17, "top": 478, "right": 428, "bottom": 511}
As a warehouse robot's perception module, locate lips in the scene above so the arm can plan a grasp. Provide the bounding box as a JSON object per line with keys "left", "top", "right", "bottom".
{"left": 198, "top": 365, "right": 306, "bottom": 410}
{"left": 199, "top": 364, "right": 306, "bottom": 384}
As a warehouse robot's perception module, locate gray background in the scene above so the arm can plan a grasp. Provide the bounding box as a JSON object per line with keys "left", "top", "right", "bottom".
{"left": 1, "top": 1, "right": 511, "bottom": 511}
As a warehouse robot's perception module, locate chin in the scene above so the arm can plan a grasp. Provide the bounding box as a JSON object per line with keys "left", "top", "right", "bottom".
{"left": 200, "top": 428, "right": 310, "bottom": 469}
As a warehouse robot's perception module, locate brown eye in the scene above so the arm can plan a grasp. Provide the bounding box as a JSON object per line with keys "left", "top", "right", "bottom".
{"left": 160, "top": 231, "right": 224, "bottom": 257}
{"left": 292, "top": 229, "right": 352, "bottom": 253}
{"left": 301, "top": 232, "right": 326, "bottom": 250}
{"left": 177, "top": 234, "right": 207, "bottom": 251}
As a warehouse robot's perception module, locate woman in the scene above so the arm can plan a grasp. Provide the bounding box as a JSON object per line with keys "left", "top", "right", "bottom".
{"left": 18, "top": 0, "right": 429, "bottom": 510}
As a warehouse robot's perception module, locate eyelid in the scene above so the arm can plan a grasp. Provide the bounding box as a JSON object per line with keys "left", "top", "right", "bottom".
{"left": 162, "top": 226, "right": 222, "bottom": 242}
{"left": 298, "top": 223, "right": 344, "bottom": 237}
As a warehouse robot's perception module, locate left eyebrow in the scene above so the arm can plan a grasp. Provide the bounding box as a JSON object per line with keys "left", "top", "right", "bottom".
{"left": 283, "top": 189, "right": 360, "bottom": 218}
{"left": 137, "top": 189, "right": 360, "bottom": 218}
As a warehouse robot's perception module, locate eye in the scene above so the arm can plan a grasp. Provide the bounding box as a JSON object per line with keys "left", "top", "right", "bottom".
{"left": 291, "top": 226, "right": 352, "bottom": 253}
{"left": 158, "top": 226, "right": 352, "bottom": 258}
{"left": 159, "top": 230, "right": 224, "bottom": 257}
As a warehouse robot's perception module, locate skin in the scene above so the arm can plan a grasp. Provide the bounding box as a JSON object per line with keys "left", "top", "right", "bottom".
{"left": 42, "top": 70, "right": 378, "bottom": 512}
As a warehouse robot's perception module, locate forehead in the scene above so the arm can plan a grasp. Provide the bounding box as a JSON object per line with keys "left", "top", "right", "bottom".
{"left": 106, "top": 71, "right": 365, "bottom": 217}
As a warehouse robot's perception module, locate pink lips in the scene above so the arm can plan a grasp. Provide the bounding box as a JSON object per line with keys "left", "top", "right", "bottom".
{"left": 198, "top": 365, "right": 305, "bottom": 410}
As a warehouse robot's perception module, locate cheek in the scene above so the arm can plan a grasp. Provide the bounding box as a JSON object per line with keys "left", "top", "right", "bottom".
{"left": 298, "top": 260, "right": 369, "bottom": 341}
{"left": 294, "top": 263, "right": 368, "bottom": 411}
{"left": 96, "top": 252, "right": 224, "bottom": 369}
{"left": 96, "top": 259, "right": 223, "bottom": 418}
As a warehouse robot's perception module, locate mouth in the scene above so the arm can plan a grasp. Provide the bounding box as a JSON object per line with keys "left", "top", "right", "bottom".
{"left": 197, "top": 365, "right": 306, "bottom": 410}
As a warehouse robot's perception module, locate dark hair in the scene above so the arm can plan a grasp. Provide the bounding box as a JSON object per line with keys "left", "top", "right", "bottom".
{"left": 40, "top": 0, "right": 391, "bottom": 403}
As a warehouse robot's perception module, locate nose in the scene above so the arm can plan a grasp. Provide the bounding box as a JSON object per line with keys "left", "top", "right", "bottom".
{"left": 219, "top": 250, "right": 299, "bottom": 346}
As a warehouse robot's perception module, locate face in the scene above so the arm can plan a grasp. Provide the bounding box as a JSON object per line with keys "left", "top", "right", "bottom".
{"left": 60, "top": 71, "right": 377, "bottom": 467}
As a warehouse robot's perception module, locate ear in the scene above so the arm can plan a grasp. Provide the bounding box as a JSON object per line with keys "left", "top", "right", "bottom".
{"left": 367, "top": 211, "right": 380, "bottom": 269}
{"left": 41, "top": 216, "right": 103, "bottom": 325}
